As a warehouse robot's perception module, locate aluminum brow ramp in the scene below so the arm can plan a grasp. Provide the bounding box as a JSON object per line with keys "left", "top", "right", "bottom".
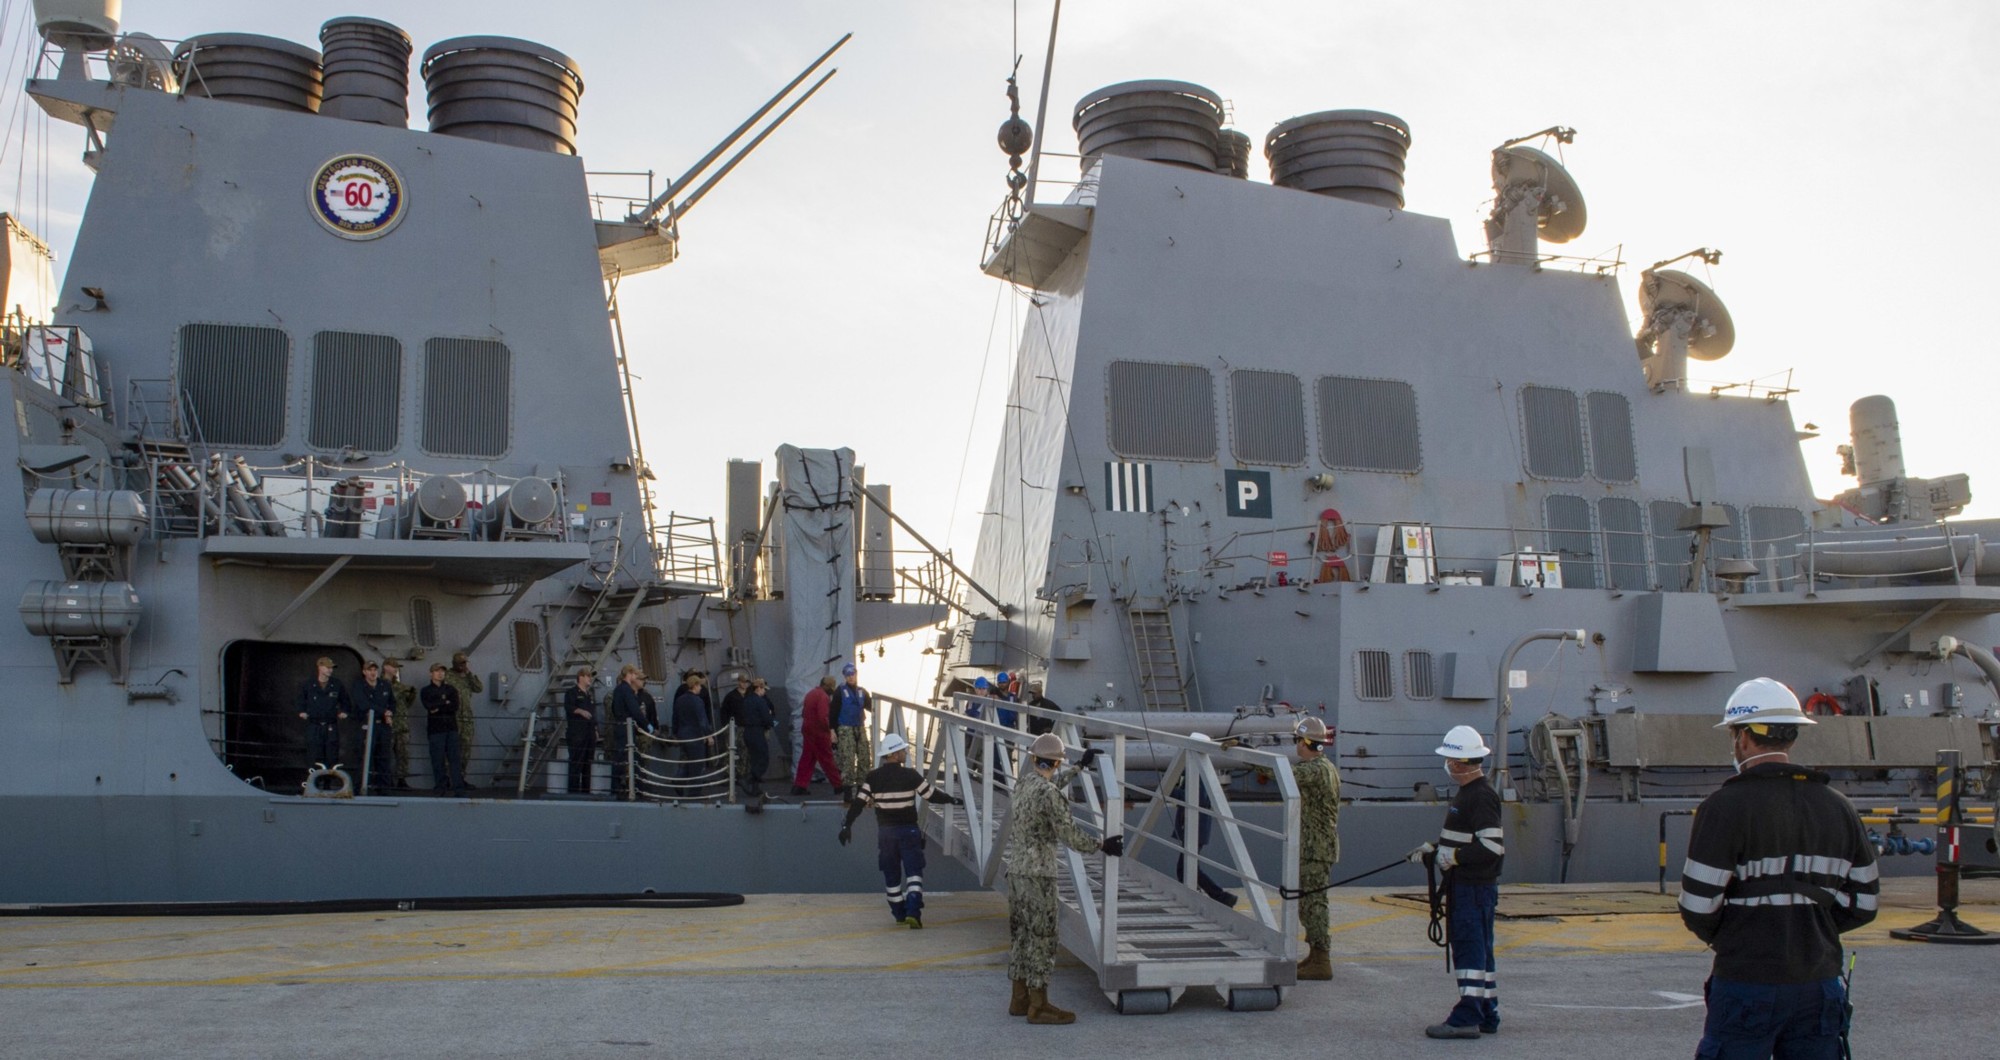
{"left": 876, "top": 694, "right": 1301, "bottom": 1014}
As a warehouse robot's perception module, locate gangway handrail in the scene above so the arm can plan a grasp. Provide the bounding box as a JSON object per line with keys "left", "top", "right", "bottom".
{"left": 872, "top": 692, "right": 1302, "bottom": 1012}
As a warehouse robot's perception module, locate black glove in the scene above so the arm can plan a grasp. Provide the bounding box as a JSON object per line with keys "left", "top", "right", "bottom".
{"left": 1099, "top": 834, "right": 1124, "bottom": 858}
{"left": 1078, "top": 748, "right": 1101, "bottom": 769}
{"left": 837, "top": 824, "right": 852, "bottom": 847}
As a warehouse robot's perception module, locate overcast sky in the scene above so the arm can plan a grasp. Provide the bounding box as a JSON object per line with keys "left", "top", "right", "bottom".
{"left": 8, "top": 1, "right": 1998, "bottom": 689}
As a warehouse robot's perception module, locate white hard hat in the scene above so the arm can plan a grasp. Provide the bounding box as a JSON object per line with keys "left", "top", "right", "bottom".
{"left": 878, "top": 732, "right": 910, "bottom": 759}
{"left": 1294, "top": 716, "right": 1328, "bottom": 743}
{"left": 1435, "top": 724, "right": 1492, "bottom": 759}
{"left": 1715, "top": 677, "right": 1816, "bottom": 729}
{"left": 1029, "top": 733, "right": 1065, "bottom": 760}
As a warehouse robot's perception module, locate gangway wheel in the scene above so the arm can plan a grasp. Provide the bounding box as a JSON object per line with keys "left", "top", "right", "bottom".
{"left": 1226, "top": 986, "right": 1281, "bottom": 1012}
{"left": 1115, "top": 989, "right": 1173, "bottom": 1015}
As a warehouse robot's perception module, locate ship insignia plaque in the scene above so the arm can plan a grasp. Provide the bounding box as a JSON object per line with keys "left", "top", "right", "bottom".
{"left": 310, "top": 154, "right": 405, "bottom": 240}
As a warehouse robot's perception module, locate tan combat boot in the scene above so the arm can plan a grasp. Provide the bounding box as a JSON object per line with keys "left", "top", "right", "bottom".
{"left": 1025, "top": 985, "right": 1076, "bottom": 1025}
{"left": 1297, "top": 942, "right": 1332, "bottom": 980}
{"left": 1009, "top": 978, "right": 1029, "bottom": 1016}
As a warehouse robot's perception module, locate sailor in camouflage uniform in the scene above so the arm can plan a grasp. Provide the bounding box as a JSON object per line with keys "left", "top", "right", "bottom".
{"left": 1292, "top": 715, "right": 1342, "bottom": 980}
{"left": 382, "top": 659, "right": 416, "bottom": 788}
{"left": 1005, "top": 732, "right": 1123, "bottom": 1025}
{"left": 444, "top": 652, "right": 483, "bottom": 786}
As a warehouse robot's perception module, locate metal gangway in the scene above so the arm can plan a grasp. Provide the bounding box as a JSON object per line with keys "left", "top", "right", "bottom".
{"left": 875, "top": 693, "right": 1301, "bottom": 1014}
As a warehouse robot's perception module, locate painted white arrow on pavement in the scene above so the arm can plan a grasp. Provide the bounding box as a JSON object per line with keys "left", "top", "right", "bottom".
{"left": 1524, "top": 991, "right": 1705, "bottom": 1011}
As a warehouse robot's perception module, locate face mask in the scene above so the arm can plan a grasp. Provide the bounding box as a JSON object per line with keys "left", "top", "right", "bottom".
{"left": 1445, "top": 764, "right": 1459, "bottom": 782}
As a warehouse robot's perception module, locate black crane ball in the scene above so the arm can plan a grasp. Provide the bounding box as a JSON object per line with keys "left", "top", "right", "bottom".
{"left": 998, "top": 116, "right": 1034, "bottom": 159}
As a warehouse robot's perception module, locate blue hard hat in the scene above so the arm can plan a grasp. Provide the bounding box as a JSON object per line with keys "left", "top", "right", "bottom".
{"left": 841, "top": 663, "right": 857, "bottom": 676}
{"left": 974, "top": 676, "right": 990, "bottom": 689}
{"left": 997, "top": 671, "right": 1011, "bottom": 683}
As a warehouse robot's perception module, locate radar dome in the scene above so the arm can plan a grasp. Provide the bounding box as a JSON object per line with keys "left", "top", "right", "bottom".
{"left": 34, "top": 0, "right": 120, "bottom": 51}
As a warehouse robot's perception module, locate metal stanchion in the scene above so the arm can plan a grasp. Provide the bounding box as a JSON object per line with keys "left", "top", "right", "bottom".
{"left": 1892, "top": 749, "right": 1997, "bottom": 944}
{"left": 360, "top": 710, "right": 376, "bottom": 796}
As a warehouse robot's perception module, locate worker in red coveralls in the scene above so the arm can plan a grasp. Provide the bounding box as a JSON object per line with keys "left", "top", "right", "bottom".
{"left": 791, "top": 675, "right": 842, "bottom": 796}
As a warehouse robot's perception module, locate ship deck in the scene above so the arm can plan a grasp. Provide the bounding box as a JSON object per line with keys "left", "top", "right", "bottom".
{"left": 2, "top": 876, "right": 1993, "bottom": 1057}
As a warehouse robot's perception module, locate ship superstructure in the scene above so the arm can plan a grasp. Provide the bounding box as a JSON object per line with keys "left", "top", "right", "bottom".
{"left": 965, "top": 82, "right": 1998, "bottom": 879}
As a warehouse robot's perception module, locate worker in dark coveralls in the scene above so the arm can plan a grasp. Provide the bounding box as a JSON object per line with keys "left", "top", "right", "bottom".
{"left": 351, "top": 660, "right": 397, "bottom": 793}
{"left": 839, "top": 731, "right": 958, "bottom": 927}
{"left": 1006, "top": 732, "right": 1122, "bottom": 1025}
{"left": 420, "top": 663, "right": 467, "bottom": 796}
{"left": 607, "top": 664, "right": 657, "bottom": 800}
{"left": 1678, "top": 677, "right": 1878, "bottom": 1060}
{"left": 1409, "top": 724, "right": 1504, "bottom": 1039}
{"left": 671, "top": 671, "right": 714, "bottom": 789}
{"left": 563, "top": 667, "right": 597, "bottom": 795}
{"left": 296, "top": 656, "right": 350, "bottom": 767}
{"left": 738, "top": 676, "right": 777, "bottom": 795}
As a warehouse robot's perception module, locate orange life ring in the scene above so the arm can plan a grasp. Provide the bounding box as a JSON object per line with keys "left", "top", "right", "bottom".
{"left": 1803, "top": 692, "right": 1843, "bottom": 716}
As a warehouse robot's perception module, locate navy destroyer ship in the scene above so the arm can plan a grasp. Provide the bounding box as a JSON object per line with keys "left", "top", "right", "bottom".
{"left": 2, "top": 0, "right": 1992, "bottom": 915}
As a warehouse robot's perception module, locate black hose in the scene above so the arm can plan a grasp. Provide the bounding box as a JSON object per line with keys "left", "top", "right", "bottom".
{"left": 0, "top": 891, "right": 746, "bottom": 917}
{"left": 1279, "top": 854, "right": 1414, "bottom": 898}
{"left": 1425, "top": 854, "right": 1449, "bottom": 969}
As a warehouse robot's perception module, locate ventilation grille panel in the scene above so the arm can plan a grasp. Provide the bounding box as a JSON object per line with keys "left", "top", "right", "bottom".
{"left": 1544, "top": 494, "right": 1598, "bottom": 589}
{"left": 308, "top": 331, "right": 401, "bottom": 451}
{"left": 1318, "top": 376, "right": 1420, "bottom": 472}
{"left": 1228, "top": 369, "right": 1306, "bottom": 465}
{"left": 1107, "top": 361, "right": 1216, "bottom": 461}
{"left": 422, "top": 338, "right": 511, "bottom": 457}
{"left": 1404, "top": 650, "right": 1435, "bottom": 700}
{"left": 1355, "top": 649, "right": 1394, "bottom": 700}
{"left": 177, "top": 323, "right": 289, "bottom": 447}
{"left": 1586, "top": 391, "right": 1636, "bottom": 482}
{"left": 408, "top": 597, "right": 437, "bottom": 648}
{"left": 1598, "top": 497, "right": 1648, "bottom": 591}
{"left": 1522, "top": 386, "right": 1585, "bottom": 479}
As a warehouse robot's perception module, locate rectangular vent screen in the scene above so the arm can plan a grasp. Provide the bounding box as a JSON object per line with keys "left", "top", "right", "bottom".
{"left": 1586, "top": 391, "right": 1637, "bottom": 482}
{"left": 1522, "top": 386, "right": 1586, "bottom": 479}
{"left": 1747, "top": 506, "right": 1807, "bottom": 591}
{"left": 177, "top": 323, "right": 289, "bottom": 448}
{"left": 1712, "top": 503, "right": 1744, "bottom": 560}
{"left": 1405, "top": 650, "right": 1436, "bottom": 700}
{"left": 1107, "top": 361, "right": 1216, "bottom": 461}
{"left": 308, "top": 331, "right": 401, "bottom": 452}
{"left": 422, "top": 338, "right": 511, "bottom": 458}
{"left": 1355, "top": 649, "right": 1394, "bottom": 700}
{"left": 511, "top": 620, "right": 545, "bottom": 672}
{"left": 637, "top": 625, "right": 667, "bottom": 681}
{"left": 407, "top": 597, "right": 437, "bottom": 648}
{"left": 1650, "top": 501, "right": 1694, "bottom": 590}
{"left": 1318, "top": 376, "right": 1421, "bottom": 472}
{"left": 1598, "top": 497, "right": 1649, "bottom": 591}
{"left": 1228, "top": 369, "right": 1306, "bottom": 465}
{"left": 1544, "top": 494, "right": 1599, "bottom": 589}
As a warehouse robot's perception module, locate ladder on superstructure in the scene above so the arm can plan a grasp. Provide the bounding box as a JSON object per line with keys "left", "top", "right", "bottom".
{"left": 1128, "top": 604, "right": 1189, "bottom": 711}
{"left": 502, "top": 579, "right": 654, "bottom": 794}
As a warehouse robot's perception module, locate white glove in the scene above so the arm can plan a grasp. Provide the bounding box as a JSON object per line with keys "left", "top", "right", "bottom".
{"left": 1436, "top": 845, "right": 1459, "bottom": 871}
{"left": 1407, "top": 842, "right": 1436, "bottom": 864}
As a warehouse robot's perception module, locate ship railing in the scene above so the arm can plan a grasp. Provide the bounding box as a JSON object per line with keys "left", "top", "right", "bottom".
{"left": 872, "top": 692, "right": 1301, "bottom": 1005}
{"left": 1467, "top": 244, "right": 1625, "bottom": 275}
{"left": 1204, "top": 514, "right": 1982, "bottom": 598}
{"left": 629, "top": 722, "right": 738, "bottom": 803}
{"left": 584, "top": 169, "right": 664, "bottom": 223}
{"left": 733, "top": 541, "right": 963, "bottom": 608}
{"left": 139, "top": 455, "right": 577, "bottom": 543}
{"left": 1687, "top": 369, "right": 1798, "bottom": 401}
{"left": 645, "top": 511, "right": 722, "bottom": 588}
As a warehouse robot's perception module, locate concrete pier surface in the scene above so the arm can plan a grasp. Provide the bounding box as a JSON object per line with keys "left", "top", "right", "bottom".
{"left": 2, "top": 876, "right": 1993, "bottom": 1058}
